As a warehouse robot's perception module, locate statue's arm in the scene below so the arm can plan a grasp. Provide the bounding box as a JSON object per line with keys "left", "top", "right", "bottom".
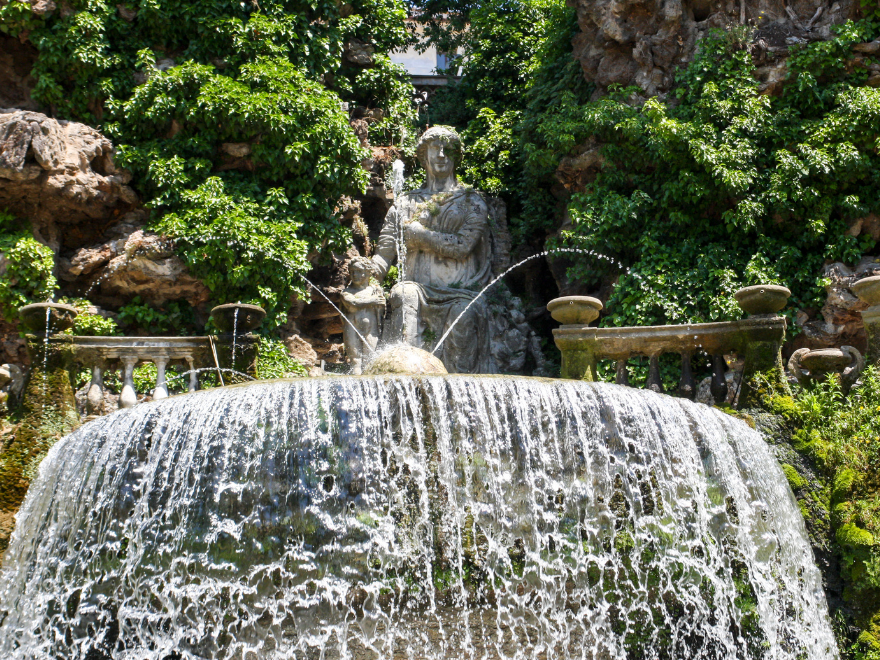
{"left": 371, "top": 206, "right": 399, "bottom": 279}
{"left": 341, "top": 290, "right": 385, "bottom": 309}
{"left": 409, "top": 195, "right": 488, "bottom": 259}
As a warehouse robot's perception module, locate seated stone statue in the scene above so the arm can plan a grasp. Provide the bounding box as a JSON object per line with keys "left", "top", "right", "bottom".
{"left": 371, "top": 126, "right": 493, "bottom": 373}
{"left": 340, "top": 257, "right": 385, "bottom": 375}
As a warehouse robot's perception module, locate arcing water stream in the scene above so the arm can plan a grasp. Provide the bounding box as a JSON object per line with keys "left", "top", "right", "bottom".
{"left": 0, "top": 376, "right": 837, "bottom": 659}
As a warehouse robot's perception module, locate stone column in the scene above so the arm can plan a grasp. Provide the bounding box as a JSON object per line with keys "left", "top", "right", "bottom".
{"left": 86, "top": 365, "right": 104, "bottom": 416}
{"left": 646, "top": 354, "right": 664, "bottom": 393}
{"left": 548, "top": 297, "right": 603, "bottom": 381}
{"left": 560, "top": 348, "right": 597, "bottom": 381}
{"left": 152, "top": 356, "right": 169, "bottom": 400}
{"left": 853, "top": 276, "right": 880, "bottom": 365}
{"left": 186, "top": 356, "right": 198, "bottom": 392}
{"left": 119, "top": 356, "right": 139, "bottom": 409}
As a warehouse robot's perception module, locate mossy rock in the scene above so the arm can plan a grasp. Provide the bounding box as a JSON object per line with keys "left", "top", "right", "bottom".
{"left": 765, "top": 394, "right": 797, "bottom": 418}
{"left": 836, "top": 523, "right": 874, "bottom": 550}
{"left": 833, "top": 468, "right": 857, "bottom": 505}
{"left": 858, "top": 630, "right": 880, "bottom": 651}
{"left": 781, "top": 463, "right": 808, "bottom": 491}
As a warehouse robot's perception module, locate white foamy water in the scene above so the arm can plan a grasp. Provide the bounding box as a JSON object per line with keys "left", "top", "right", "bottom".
{"left": 0, "top": 377, "right": 837, "bottom": 659}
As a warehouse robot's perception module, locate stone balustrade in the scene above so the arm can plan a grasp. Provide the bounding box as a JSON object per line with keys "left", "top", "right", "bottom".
{"left": 71, "top": 336, "right": 214, "bottom": 411}
{"left": 550, "top": 285, "right": 791, "bottom": 408}
{"left": 16, "top": 302, "right": 265, "bottom": 419}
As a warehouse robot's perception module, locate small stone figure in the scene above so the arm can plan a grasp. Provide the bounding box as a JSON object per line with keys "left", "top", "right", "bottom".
{"left": 341, "top": 257, "right": 385, "bottom": 375}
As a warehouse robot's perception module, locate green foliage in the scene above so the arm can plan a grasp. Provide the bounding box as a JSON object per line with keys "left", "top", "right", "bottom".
{"left": 432, "top": 11, "right": 879, "bottom": 328}
{"left": 132, "top": 362, "right": 157, "bottom": 394}
{"left": 117, "top": 296, "right": 196, "bottom": 335}
{"left": 61, "top": 298, "right": 120, "bottom": 336}
{"left": 0, "top": 0, "right": 411, "bottom": 324}
{"left": 0, "top": 212, "right": 56, "bottom": 321}
{"left": 554, "top": 22, "right": 880, "bottom": 327}
{"left": 256, "top": 336, "right": 307, "bottom": 378}
{"left": 422, "top": 0, "right": 592, "bottom": 245}
{"left": 767, "top": 367, "right": 880, "bottom": 658}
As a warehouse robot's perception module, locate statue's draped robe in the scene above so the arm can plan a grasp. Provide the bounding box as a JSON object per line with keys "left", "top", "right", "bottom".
{"left": 372, "top": 187, "right": 493, "bottom": 373}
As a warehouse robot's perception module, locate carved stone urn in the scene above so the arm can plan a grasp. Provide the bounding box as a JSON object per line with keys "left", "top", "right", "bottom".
{"left": 210, "top": 303, "right": 266, "bottom": 333}
{"left": 547, "top": 296, "right": 603, "bottom": 325}
{"left": 18, "top": 302, "right": 78, "bottom": 334}
{"left": 734, "top": 285, "right": 791, "bottom": 316}
{"left": 788, "top": 346, "right": 865, "bottom": 394}
{"left": 852, "top": 275, "right": 880, "bottom": 364}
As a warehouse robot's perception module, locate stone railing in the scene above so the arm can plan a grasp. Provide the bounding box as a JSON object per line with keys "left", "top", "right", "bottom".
{"left": 72, "top": 336, "right": 212, "bottom": 411}
{"left": 550, "top": 285, "right": 791, "bottom": 408}
{"left": 16, "top": 302, "right": 264, "bottom": 418}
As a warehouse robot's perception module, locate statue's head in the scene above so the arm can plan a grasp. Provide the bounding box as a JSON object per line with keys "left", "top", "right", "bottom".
{"left": 349, "top": 256, "right": 375, "bottom": 285}
{"left": 416, "top": 126, "right": 462, "bottom": 179}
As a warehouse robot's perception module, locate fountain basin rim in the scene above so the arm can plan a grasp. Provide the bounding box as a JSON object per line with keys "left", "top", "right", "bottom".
{"left": 18, "top": 302, "right": 79, "bottom": 333}
{"left": 210, "top": 303, "right": 266, "bottom": 332}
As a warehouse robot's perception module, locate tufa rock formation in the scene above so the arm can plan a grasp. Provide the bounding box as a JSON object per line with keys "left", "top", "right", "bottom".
{"left": 0, "top": 109, "right": 139, "bottom": 252}
{"left": 569, "top": 0, "right": 861, "bottom": 98}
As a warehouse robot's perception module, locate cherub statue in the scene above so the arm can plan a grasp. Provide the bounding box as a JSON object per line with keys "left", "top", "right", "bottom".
{"left": 341, "top": 257, "right": 386, "bottom": 375}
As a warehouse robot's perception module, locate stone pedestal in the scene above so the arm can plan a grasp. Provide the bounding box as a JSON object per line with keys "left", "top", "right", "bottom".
{"left": 214, "top": 334, "right": 259, "bottom": 379}
{"left": 19, "top": 335, "right": 78, "bottom": 421}
{"left": 735, "top": 319, "right": 788, "bottom": 408}
{"left": 210, "top": 304, "right": 265, "bottom": 379}
{"left": 862, "top": 306, "right": 880, "bottom": 365}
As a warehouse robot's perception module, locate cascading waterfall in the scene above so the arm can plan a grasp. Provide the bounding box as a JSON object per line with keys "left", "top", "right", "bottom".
{"left": 0, "top": 377, "right": 837, "bottom": 660}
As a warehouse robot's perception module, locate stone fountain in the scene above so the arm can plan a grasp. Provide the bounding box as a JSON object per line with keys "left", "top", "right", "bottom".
{"left": 0, "top": 134, "right": 840, "bottom": 660}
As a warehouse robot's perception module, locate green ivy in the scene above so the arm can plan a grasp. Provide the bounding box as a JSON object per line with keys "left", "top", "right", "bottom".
{"left": 117, "top": 296, "right": 195, "bottom": 335}
{"left": 0, "top": 212, "right": 56, "bottom": 322}
{"left": 552, "top": 21, "right": 880, "bottom": 327}
{"left": 61, "top": 298, "right": 120, "bottom": 336}
{"left": 423, "top": 0, "right": 593, "bottom": 243}
{"left": 255, "top": 336, "right": 306, "bottom": 378}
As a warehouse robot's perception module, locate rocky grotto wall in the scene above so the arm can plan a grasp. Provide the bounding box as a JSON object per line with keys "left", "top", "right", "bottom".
{"left": 568, "top": 0, "right": 864, "bottom": 98}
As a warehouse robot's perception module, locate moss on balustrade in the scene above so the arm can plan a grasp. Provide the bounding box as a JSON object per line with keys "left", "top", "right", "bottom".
{"left": 560, "top": 348, "right": 596, "bottom": 381}
{"left": 737, "top": 337, "right": 789, "bottom": 409}
{"left": 0, "top": 344, "right": 79, "bottom": 563}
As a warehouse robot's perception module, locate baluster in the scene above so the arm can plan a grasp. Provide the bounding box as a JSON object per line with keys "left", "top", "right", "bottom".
{"left": 86, "top": 365, "right": 104, "bottom": 416}
{"left": 647, "top": 354, "right": 664, "bottom": 393}
{"left": 678, "top": 352, "right": 696, "bottom": 400}
{"left": 615, "top": 358, "right": 629, "bottom": 386}
{"left": 119, "top": 356, "right": 138, "bottom": 409}
{"left": 186, "top": 356, "right": 197, "bottom": 393}
{"left": 153, "top": 356, "right": 169, "bottom": 400}
{"left": 711, "top": 354, "right": 728, "bottom": 405}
